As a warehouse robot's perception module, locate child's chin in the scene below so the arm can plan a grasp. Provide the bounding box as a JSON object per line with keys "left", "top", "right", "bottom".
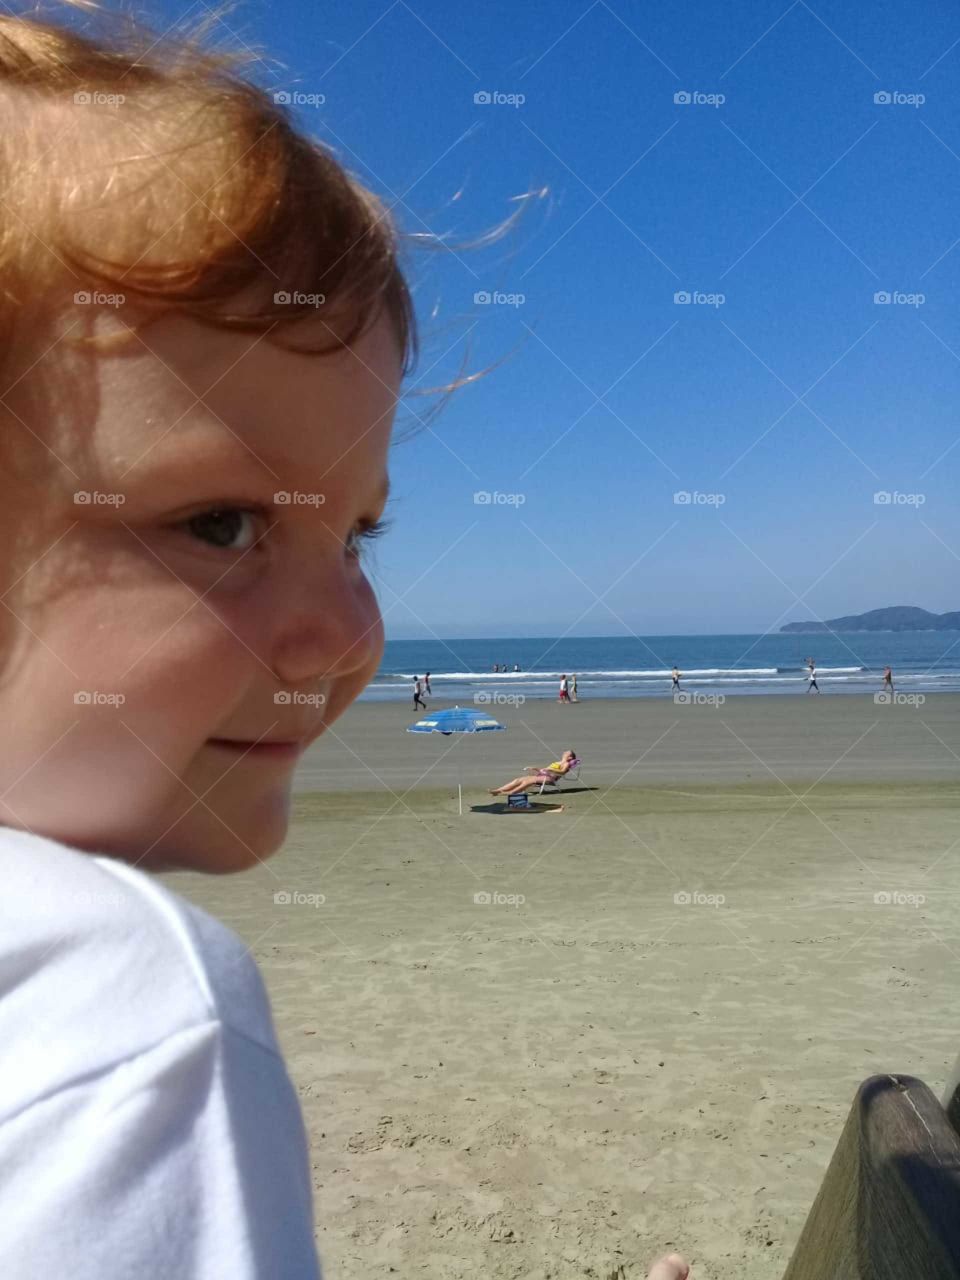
{"left": 146, "top": 796, "right": 291, "bottom": 875}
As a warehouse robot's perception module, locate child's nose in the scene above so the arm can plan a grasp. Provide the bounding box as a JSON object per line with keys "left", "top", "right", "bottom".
{"left": 267, "top": 575, "right": 383, "bottom": 687}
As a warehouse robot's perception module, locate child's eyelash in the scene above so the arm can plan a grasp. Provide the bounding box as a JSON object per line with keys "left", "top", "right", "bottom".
{"left": 351, "top": 517, "right": 391, "bottom": 550}
{"left": 357, "top": 518, "right": 389, "bottom": 540}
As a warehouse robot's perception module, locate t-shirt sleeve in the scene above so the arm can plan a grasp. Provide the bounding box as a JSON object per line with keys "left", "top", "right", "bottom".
{"left": 0, "top": 1020, "right": 322, "bottom": 1279}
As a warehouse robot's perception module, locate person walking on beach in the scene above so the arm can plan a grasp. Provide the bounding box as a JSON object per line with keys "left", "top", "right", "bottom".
{"left": 569, "top": 673, "right": 579, "bottom": 702}
{"left": 671, "top": 666, "right": 681, "bottom": 691}
{"left": 882, "top": 665, "right": 894, "bottom": 694}
{"left": 558, "top": 674, "right": 569, "bottom": 704}
{"left": 806, "top": 662, "right": 820, "bottom": 694}
{"left": 413, "top": 676, "right": 426, "bottom": 710}
{"left": 424, "top": 671, "right": 432, "bottom": 696}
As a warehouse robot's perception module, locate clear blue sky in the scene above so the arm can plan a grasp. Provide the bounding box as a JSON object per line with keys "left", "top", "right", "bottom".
{"left": 161, "top": 0, "right": 960, "bottom": 637}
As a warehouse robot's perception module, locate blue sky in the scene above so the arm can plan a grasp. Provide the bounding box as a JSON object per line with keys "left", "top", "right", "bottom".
{"left": 165, "top": 0, "right": 960, "bottom": 636}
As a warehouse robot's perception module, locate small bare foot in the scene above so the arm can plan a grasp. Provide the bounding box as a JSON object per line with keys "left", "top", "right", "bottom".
{"left": 646, "top": 1253, "right": 689, "bottom": 1280}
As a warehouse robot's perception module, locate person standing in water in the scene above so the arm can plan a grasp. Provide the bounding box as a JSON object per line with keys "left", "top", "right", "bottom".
{"left": 671, "top": 666, "right": 681, "bottom": 691}
{"left": 424, "top": 671, "right": 432, "bottom": 696}
{"left": 413, "top": 676, "right": 426, "bottom": 710}
{"left": 569, "top": 673, "right": 579, "bottom": 702}
{"left": 806, "top": 662, "right": 820, "bottom": 695}
{"left": 882, "top": 666, "right": 894, "bottom": 695}
{"left": 558, "top": 674, "right": 569, "bottom": 703}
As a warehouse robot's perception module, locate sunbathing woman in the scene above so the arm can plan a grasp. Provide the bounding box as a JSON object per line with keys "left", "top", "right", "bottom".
{"left": 489, "top": 749, "right": 577, "bottom": 796}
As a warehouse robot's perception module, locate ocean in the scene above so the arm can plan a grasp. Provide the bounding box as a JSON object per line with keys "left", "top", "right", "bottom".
{"left": 363, "top": 632, "right": 960, "bottom": 702}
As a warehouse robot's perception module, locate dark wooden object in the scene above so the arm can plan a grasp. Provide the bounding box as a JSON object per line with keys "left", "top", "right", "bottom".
{"left": 782, "top": 1075, "right": 960, "bottom": 1280}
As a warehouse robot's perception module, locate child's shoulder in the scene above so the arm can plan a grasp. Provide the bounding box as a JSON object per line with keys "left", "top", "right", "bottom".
{"left": 0, "top": 826, "right": 279, "bottom": 1113}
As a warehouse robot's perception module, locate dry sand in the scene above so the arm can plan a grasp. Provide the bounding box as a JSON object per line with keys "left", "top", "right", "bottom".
{"left": 164, "top": 695, "right": 960, "bottom": 1279}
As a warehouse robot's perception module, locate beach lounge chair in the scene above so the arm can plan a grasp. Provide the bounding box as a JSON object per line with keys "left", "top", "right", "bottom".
{"left": 536, "top": 757, "right": 582, "bottom": 794}
{"left": 781, "top": 1072, "right": 960, "bottom": 1279}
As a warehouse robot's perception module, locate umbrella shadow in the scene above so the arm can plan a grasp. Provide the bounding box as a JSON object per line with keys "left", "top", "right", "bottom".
{"left": 470, "top": 800, "right": 568, "bottom": 815}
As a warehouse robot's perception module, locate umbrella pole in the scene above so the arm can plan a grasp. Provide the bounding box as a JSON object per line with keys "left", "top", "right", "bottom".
{"left": 458, "top": 738, "right": 463, "bottom": 816}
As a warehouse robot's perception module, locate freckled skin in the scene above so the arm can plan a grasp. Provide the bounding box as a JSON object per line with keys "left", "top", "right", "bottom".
{"left": 0, "top": 312, "right": 401, "bottom": 873}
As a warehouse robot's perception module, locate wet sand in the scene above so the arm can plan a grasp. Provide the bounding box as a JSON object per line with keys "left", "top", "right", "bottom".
{"left": 164, "top": 695, "right": 960, "bottom": 1279}
{"left": 295, "top": 692, "right": 960, "bottom": 791}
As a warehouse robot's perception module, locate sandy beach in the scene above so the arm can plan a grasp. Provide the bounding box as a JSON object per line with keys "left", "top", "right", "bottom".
{"left": 164, "top": 694, "right": 960, "bottom": 1279}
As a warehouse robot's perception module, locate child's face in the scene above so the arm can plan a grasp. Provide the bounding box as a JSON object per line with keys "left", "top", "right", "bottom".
{"left": 0, "top": 308, "right": 400, "bottom": 872}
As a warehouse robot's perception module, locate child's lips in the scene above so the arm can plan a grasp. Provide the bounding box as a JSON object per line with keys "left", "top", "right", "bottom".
{"left": 207, "top": 737, "right": 307, "bottom": 762}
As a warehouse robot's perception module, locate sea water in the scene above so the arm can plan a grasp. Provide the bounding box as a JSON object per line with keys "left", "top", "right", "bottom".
{"left": 363, "top": 632, "right": 960, "bottom": 701}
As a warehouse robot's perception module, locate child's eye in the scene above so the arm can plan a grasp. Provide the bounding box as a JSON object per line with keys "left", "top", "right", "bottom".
{"left": 182, "top": 507, "right": 265, "bottom": 552}
{"left": 347, "top": 517, "right": 390, "bottom": 558}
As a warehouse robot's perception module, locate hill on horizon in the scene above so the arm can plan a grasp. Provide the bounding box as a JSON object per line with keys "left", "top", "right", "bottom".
{"left": 781, "top": 606, "right": 960, "bottom": 634}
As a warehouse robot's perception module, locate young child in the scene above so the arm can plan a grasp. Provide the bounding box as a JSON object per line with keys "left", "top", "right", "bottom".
{"left": 0, "top": 4, "right": 412, "bottom": 1274}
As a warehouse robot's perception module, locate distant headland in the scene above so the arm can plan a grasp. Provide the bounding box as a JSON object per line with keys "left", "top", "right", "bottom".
{"left": 781, "top": 606, "right": 960, "bottom": 634}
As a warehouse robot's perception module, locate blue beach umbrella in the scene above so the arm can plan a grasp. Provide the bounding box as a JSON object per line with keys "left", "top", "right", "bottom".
{"left": 407, "top": 705, "right": 506, "bottom": 814}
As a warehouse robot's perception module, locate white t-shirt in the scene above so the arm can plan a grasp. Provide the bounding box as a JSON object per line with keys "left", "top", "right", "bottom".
{"left": 0, "top": 825, "right": 321, "bottom": 1279}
